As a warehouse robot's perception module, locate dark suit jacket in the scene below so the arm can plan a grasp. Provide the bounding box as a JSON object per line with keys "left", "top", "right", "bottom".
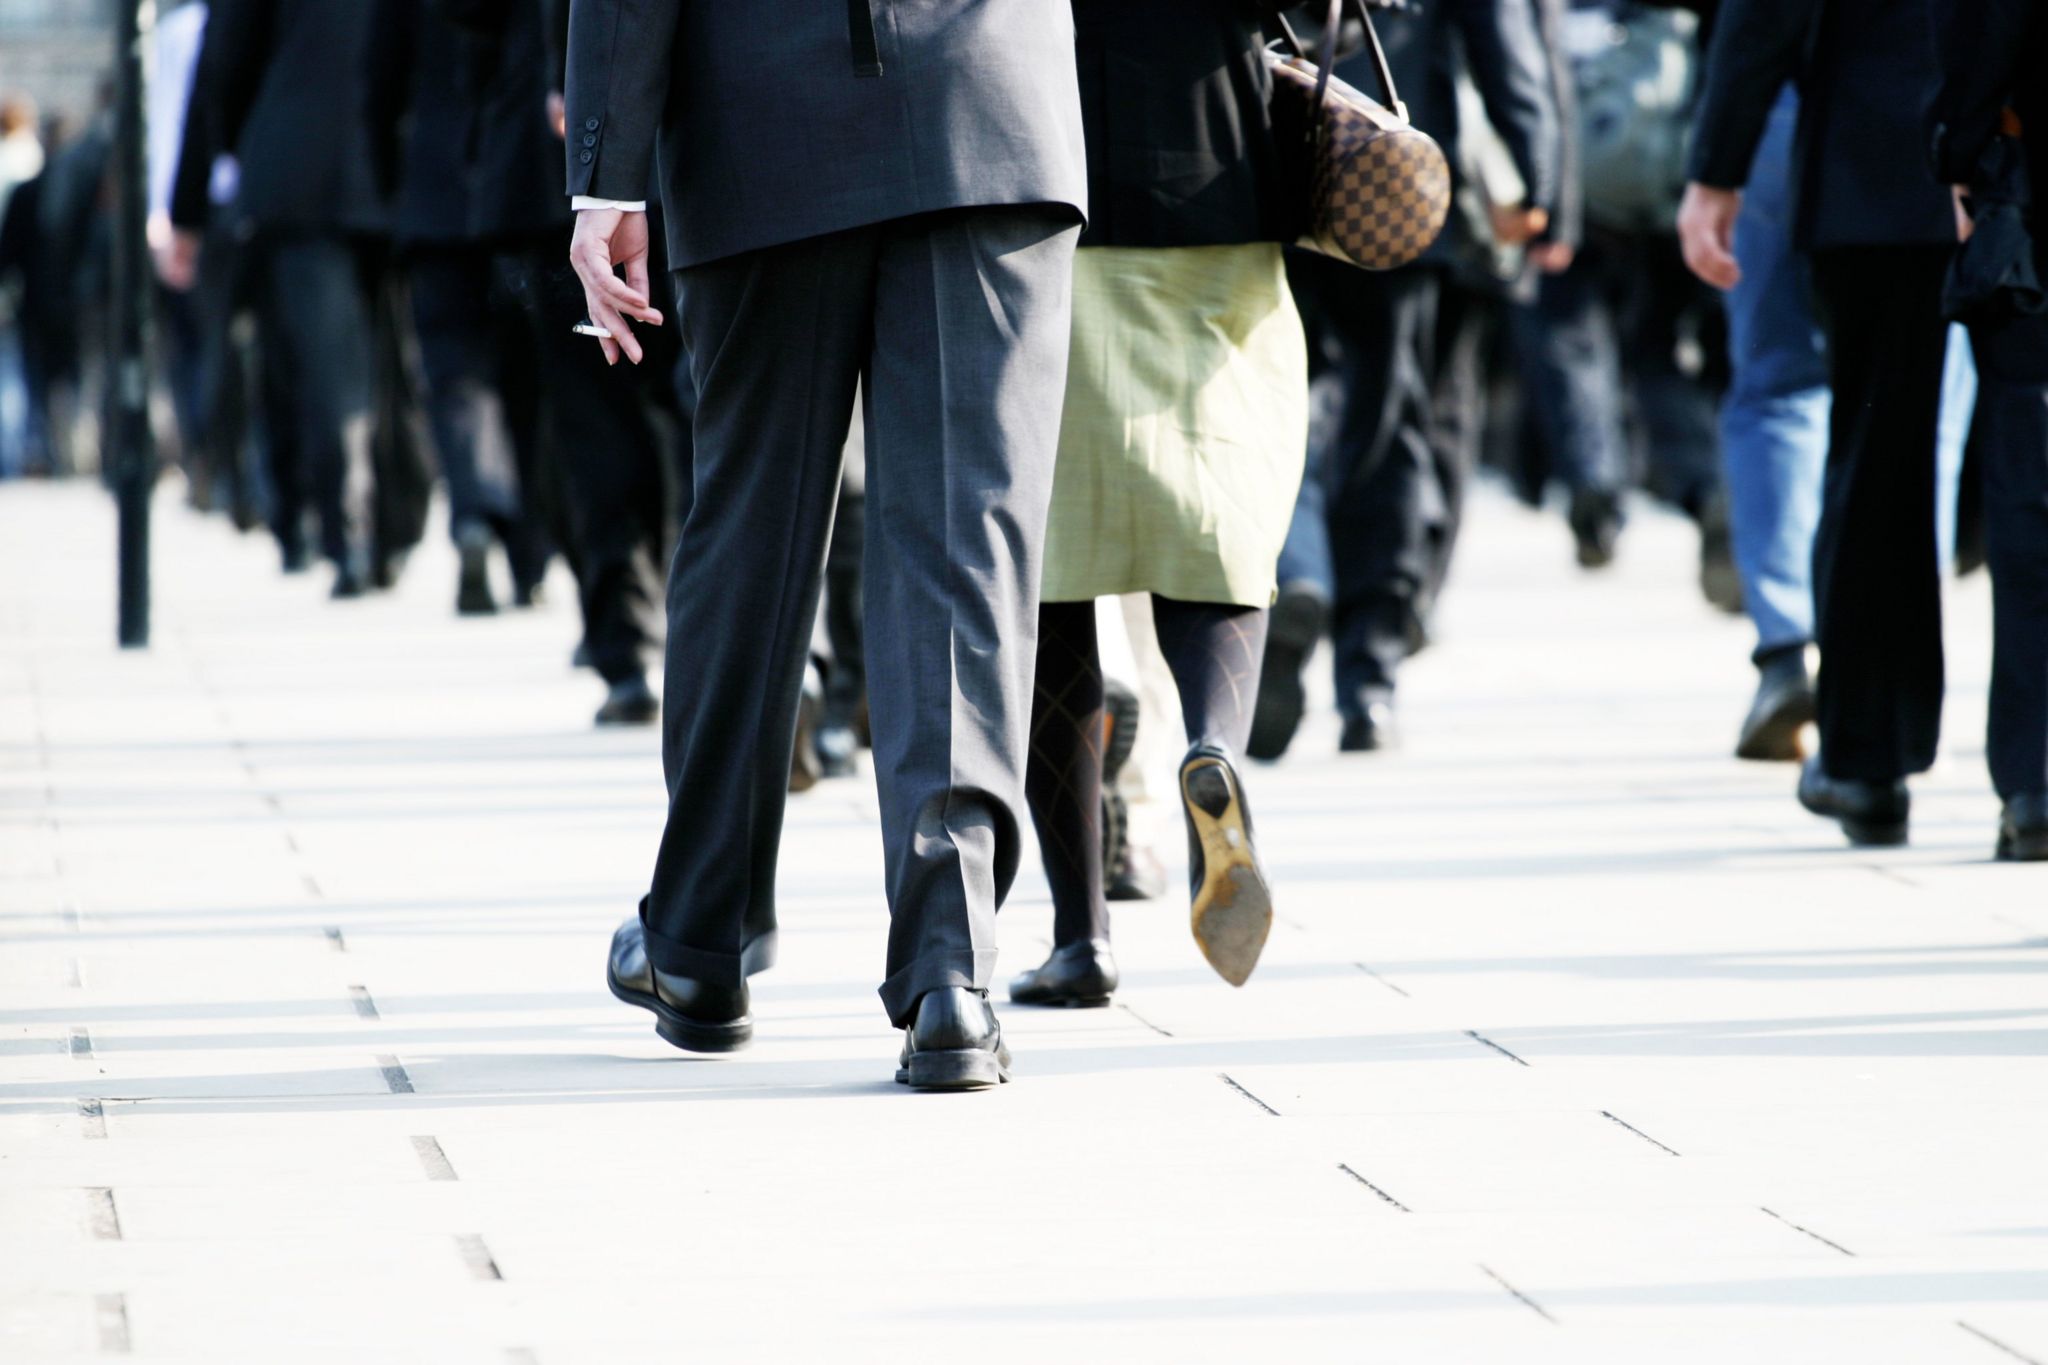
{"left": 1928, "top": 0, "right": 2047, "bottom": 197}
{"left": 195, "top": 0, "right": 390, "bottom": 236}
{"left": 1072, "top": 0, "right": 1302, "bottom": 249}
{"left": 1688, "top": 0, "right": 1953, "bottom": 247}
{"left": 564, "top": 0, "right": 1088, "bottom": 268}
{"left": 379, "top": 0, "right": 572, "bottom": 246}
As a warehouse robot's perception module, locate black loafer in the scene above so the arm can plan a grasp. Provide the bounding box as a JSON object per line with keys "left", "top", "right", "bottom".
{"left": 595, "top": 675, "right": 659, "bottom": 727}
{"left": 1180, "top": 744, "right": 1273, "bottom": 987}
{"left": 1736, "top": 644, "right": 1816, "bottom": 762}
{"left": 1008, "top": 939, "right": 1118, "bottom": 1008}
{"left": 896, "top": 987, "right": 1009, "bottom": 1090}
{"left": 606, "top": 915, "right": 752, "bottom": 1052}
{"left": 1797, "top": 757, "right": 1909, "bottom": 847}
{"left": 1998, "top": 792, "right": 2048, "bottom": 862}
{"left": 455, "top": 523, "right": 497, "bottom": 616}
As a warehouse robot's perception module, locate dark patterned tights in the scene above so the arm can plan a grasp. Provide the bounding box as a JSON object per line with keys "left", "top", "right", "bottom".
{"left": 1025, "top": 596, "right": 1269, "bottom": 947}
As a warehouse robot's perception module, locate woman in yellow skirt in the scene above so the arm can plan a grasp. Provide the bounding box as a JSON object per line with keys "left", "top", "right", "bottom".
{"left": 1010, "top": 0, "right": 1310, "bottom": 1007}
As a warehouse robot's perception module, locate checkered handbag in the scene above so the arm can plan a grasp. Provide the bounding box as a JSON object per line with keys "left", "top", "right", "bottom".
{"left": 1268, "top": 0, "right": 1451, "bottom": 271}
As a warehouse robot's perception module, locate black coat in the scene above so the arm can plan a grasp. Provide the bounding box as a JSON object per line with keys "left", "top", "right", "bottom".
{"left": 194, "top": 0, "right": 391, "bottom": 236}
{"left": 378, "top": 0, "right": 571, "bottom": 245}
{"left": 1928, "top": 0, "right": 2048, "bottom": 198}
{"left": 1688, "top": 0, "right": 1953, "bottom": 248}
{"left": 1070, "top": 0, "right": 1301, "bottom": 249}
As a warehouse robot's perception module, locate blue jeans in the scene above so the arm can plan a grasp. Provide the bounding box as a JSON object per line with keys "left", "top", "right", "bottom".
{"left": 1724, "top": 89, "right": 1977, "bottom": 660}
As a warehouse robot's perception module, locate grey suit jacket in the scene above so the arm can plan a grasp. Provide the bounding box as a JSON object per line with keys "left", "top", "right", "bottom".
{"left": 565, "top": 0, "right": 1089, "bottom": 268}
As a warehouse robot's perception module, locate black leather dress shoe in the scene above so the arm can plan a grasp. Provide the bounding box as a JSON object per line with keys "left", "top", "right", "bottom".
{"left": 455, "top": 523, "right": 498, "bottom": 616}
{"left": 595, "top": 675, "right": 659, "bottom": 727}
{"left": 1798, "top": 757, "right": 1910, "bottom": 847}
{"left": 1570, "top": 487, "right": 1623, "bottom": 569}
{"left": 1998, "top": 792, "right": 2048, "bottom": 862}
{"left": 896, "top": 987, "right": 1009, "bottom": 1090}
{"left": 1248, "top": 581, "right": 1328, "bottom": 761}
{"left": 1736, "top": 644, "right": 1817, "bottom": 762}
{"left": 1181, "top": 744, "right": 1272, "bottom": 987}
{"left": 1339, "top": 701, "right": 1398, "bottom": 753}
{"left": 1008, "top": 939, "right": 1118, "bottom": 1007}
{"left": 606, "top": 916, "right": 752, "bottom": 1052}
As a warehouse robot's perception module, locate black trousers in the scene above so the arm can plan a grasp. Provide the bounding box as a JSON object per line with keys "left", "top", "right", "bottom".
{"left": 502, "top": 240, "right": 683, "bottom": 684}
{"left": 1809, "top": 247, "right": 1952, "bottom": 783}
{"left": 1290, "top": 253, "right": 1443, "bottom": 714}
{"left": 1972, "top": 310, "right": 2048, "bottom": 800}
{"left": 251, "top": 234, "right": 373, "bottom": 566}
{"left": 410, "top": 244, "right": 551, "bottom": 588}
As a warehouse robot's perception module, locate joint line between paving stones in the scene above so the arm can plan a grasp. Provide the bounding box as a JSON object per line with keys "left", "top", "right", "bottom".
{"left": 457, "top": 1234, "right": 504, "bottom": 1280}
{"left": 1219, "top": 1073, "right": 1280, "bottom": 1116}
{"left": 1477, "top": 1264, "right": 1556, "bottom": 1323}
{"left": 1465, "top": 1030, "right": 1529, "bottom": 1066}
{"left": 324, "top": 926, "right": 346, "bottom": 951}
{"left": 350, "top": 985, "right": 380, "bottom": 1019}
{"left": 78, "top": 1098, "right": 106, "bottom": 1138}
{"left": 1336, "top": 1163, "right": 1411, "bottom": 1211}
{"left": 1601, "top": 1110, "right": 1681, "bottom": 1156}
{"left": 1353, "top": 962, "right": 1411, "bottom": 997}
{"left": 1760, "top": 1207, "right": 1855, "bottom": 1257}
{"left": 1117, "top": 1002, "right": 1174, "bottom": 1037}
{"left": 412, "top": 1135, "right": 459, "bottom": 1181}
{"left": 504, "top": 1349, "right": 541, "bottom": 1365}
{"left": 1959, "top": 1321, "right": 2046, "bottom": 1365}
{"left": 86, "top": 1187, "right": 122, "bottom": 1240}
{"left": 96, "top": 1293, "right": 131, "bottom": 1353}
{"left": 378, "top": 1056, "right": 415, "bottom": 1094}
{"left": 69, "top": 1026, "right": 92, "bottom": 1060}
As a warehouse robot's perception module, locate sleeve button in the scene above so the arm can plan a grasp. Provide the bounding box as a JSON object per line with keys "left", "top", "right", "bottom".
{"left": 578, "top": 149, "right": 593, "bottom": 164}
{"left": 585, "top": 117, "right": 600, "bottom": 131}
{"left": 582, "top": 133, "right": 597, "bottom": 147}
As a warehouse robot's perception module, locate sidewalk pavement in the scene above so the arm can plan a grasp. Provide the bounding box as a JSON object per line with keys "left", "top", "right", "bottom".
{"left": 2, "top": 479, "right": 2044, "bottom": 1364}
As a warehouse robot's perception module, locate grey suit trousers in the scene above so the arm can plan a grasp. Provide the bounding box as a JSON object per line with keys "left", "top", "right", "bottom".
{"left": 642, "top": 206, "right": 1080, "bottom": 1027}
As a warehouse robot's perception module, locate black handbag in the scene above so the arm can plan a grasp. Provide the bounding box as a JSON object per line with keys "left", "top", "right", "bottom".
{"left": 1268, "top": 0, "right": 1452, "bottom": 270}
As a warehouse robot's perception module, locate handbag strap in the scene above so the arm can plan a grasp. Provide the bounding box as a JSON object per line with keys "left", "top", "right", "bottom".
{"left": 1271, "top": 0, "right": 1410, "bottom": 124}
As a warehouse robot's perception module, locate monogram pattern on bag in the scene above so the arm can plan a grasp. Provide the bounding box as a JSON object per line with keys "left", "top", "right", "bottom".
{"left": 1270, "top": 57, "right": 1452, "bottom": 272}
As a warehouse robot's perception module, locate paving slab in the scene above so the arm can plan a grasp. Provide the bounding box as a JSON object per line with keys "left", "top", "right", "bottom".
{"left": 2, "top": 478, "right": 2044, "bottom": 1362}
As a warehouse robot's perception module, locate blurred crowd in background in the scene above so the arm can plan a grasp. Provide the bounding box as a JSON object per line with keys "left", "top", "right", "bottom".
{"left": 0, "top": 0, "right": 2034, "bottom": 873}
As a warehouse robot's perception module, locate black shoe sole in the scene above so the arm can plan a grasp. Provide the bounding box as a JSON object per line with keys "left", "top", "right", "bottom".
{"left": 897, "top": 1048, "right": 1009, "bottom": 1090}
{"left": 606, "top": 972, "right": 753, "bottom": 1053}
{"left": 1838, "top": 816, "right": 1909, "bottom": 848}
{"left": 1735, "top": 691, "right": 1815, "bottom": 762}
{"left": 1998, "top": 829, "right": 2048, "bottom": 861}
{"left": 1007, "top": 988, "right": 1113, "bottom": 1009}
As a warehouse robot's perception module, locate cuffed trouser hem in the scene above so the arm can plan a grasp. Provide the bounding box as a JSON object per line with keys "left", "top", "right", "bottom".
{"left": 639, "top": 908, "right": 778, "bottom": 990}
{"left": 878, "top": 948, "right": 999, "bottom": 1030}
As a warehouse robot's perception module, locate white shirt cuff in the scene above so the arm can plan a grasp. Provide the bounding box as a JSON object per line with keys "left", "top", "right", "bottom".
{"left": 571, "top": 196, "right": 646, "bottom": 212}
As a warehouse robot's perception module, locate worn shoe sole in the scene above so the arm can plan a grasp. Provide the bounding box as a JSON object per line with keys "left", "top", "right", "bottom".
{"left": 896, "top": 1048, "right": 1011, "bottom": 1090}
{"left": 1182, "top": 755, "right": 1272, "bottom": 987}
{"left": 606, "top": 971, "right": 753, "bottom": 1053}
{"left": 1735, "top": 691, "right": 1815, "bottom": 762}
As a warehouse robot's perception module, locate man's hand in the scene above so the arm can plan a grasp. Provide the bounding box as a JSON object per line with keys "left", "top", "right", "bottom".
{"left": 1490, "top": 203, "right": 1550, "bottom": 247}
{"left": 568, "top": 208, "right": 663, "bottom": 366}
{"left": 1677, "top": 183, "right": 1743, "bottom": 290}
{"left": 1527, "top": 241, "right": 1575, "bottom": 275}
{"left": 1953, "top": 185, "right": 1975, "bottom": 244}
{"left": 153, "top": 227, "right": 202, "bottom": 293}
{"left": 547, "top": 91, "right": 567, "bottom": 142}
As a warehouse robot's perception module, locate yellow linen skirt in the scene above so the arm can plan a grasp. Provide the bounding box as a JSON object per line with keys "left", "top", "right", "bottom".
{"left": 1041, "top": 243, "right": 1309, "bottom": 607}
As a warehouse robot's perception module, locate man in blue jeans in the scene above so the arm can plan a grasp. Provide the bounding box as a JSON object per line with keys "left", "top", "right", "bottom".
{"left": 1721, "top": 86, "right": 1976, "bottom": 762}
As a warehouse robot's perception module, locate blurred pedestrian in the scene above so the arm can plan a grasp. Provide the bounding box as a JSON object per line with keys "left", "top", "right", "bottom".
{"left": 1928, "top": 0, "right": 2048, "bottom": 859}
{"left": 1678, "top": 0, "right": 2040, "bottom": 854}
{"left": 1257, "top": 0, "right": 1562, "bottom": 758}
{"left": 572, "top": 0, "right": 1087, "bottom": 1088}
{"left": 1007, "top": 0, "right": 1309, "bottom": 1008}
{"left": 180, "top": 0, "right": 410, "bottom": 596}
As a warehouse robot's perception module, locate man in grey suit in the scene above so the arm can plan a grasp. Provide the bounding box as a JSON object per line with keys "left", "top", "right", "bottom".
{"left": 566, "top": 0, "right": 1087, "bottom": 1089}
